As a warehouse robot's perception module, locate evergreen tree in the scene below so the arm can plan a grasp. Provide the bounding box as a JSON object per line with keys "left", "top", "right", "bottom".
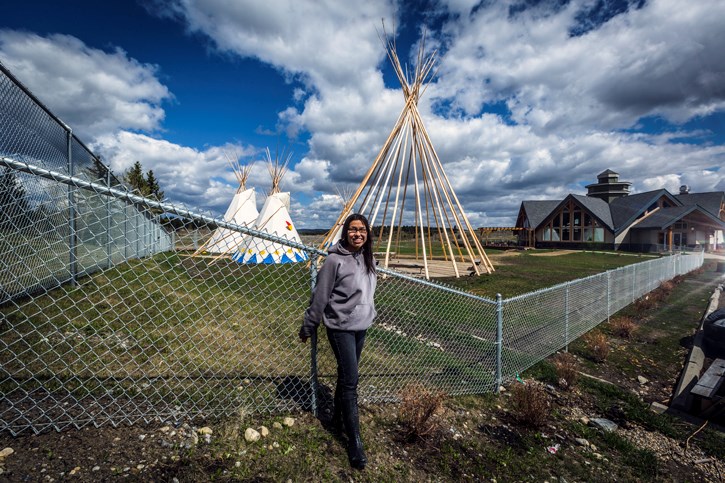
{"left": 124, "top": 161, "right": 148, "bottom": 195}
{"left": 145, "top": 170, "right": 164, "bottom": 201}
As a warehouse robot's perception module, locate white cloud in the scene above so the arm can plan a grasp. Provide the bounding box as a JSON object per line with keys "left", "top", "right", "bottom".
{"left": 152, "top": 0, "right": 393, "bottom": 93}
{"left": 92, "top": 131, "right": 261, "bottom": 212}
{"left": 0, "top": 30, "right": 172, "bottom": 139}
{"left": 439, "top": 0, "right": 725, "bottom": 133}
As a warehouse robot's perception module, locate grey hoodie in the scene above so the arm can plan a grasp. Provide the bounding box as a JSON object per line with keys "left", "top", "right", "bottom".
{"left": 301, "top": 241, "right": 377, "bottom": 334}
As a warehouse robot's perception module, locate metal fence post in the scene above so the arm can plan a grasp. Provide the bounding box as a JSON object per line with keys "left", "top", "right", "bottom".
{"left": 106, "top": 166, "right": 112, "bottom": 267}
{"left": 564, "top": 282, "right": 570, "bottom": 352}
{"left": 606, "top": 271, "right": 611, "bottom": 322}
{"left": 67, "top": 130, "right": 77, "bottom": 286}
{"left": 309, "top": 255, "right": 319, "bottom": 416}
{"left": 495, "top": 293, "right": 503, "bottom": 392}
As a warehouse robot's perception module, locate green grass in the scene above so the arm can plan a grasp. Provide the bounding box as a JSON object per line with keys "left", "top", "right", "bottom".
{"left": 445, "top": 250, "right": 652, "bottom": 298}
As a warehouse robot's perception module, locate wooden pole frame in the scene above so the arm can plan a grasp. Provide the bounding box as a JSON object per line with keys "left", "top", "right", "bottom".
{"left": 317, "top": 28, "right": 494, "bottom": 278}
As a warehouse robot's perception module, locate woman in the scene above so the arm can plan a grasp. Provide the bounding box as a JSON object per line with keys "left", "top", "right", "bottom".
{"left": 299, "top": 213, "right": 377, "bottom": 470}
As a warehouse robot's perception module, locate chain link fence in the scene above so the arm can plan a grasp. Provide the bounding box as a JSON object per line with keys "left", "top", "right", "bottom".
{"left": 0, "top": 62, "right": 704, "bottom": 435}
{"left": 0, "top": 62, "right": 172, "bottom": 306}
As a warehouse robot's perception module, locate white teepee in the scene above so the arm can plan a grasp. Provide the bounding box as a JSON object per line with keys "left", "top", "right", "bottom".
{"left": 196, "top": 155, "right": 258, "bottom": 256}
{"left": 320, "top": 27, "right": 493, "bottom": 279}
{"left": 232, "top": 148, "right": 307, "bottom": 264}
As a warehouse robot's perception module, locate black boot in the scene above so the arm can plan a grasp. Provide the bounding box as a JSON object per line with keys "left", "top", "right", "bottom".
{"left": 341, "top": 398, "right": 367, "bottom": 470}
{"left": 330, "top": 388, "right": 344, "bottom": 436}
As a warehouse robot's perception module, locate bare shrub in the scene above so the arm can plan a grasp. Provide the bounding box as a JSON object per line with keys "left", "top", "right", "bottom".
{"left": 583, "top": 330, "right": 609, "bottom": 362}
{"left": 659, "top": 280, "right": 675, "bottom": 293}
{"left": 634, "top": 294, "right": 656, "bottom": 312}
{"left": 509, "top": 380, "right": 550, "bottom": 428}
{"left": 609, "top": 316, "right": 637, "bottom": 339}
{"left": 552, "top": 352, "right": 578, "bottom": 390}
{"left": 398, "top": 383, "right": 447, "bottom": 441}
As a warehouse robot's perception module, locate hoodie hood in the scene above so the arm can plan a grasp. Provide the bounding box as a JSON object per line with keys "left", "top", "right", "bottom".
{"left": 328, "top": 240, "right": 360, "bottom": 256}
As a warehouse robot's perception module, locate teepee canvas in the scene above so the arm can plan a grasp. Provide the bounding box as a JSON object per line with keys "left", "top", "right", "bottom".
{"left": 196, "top": 157, "right": 258, "bottom": 256}
{"left": 320, "top": 27, "right": 493, "bottom": 279}
{"left": 232, "top": 148, "right": 307, "bottom": 264}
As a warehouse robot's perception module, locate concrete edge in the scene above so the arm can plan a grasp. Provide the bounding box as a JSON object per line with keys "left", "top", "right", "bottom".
{"left": 670, "top": 282, "right": 724, "bottom": 410}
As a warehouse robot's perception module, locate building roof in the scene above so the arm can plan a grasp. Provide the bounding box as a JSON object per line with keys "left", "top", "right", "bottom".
{"left": 631, "top": 206, "right": 725, "bottom": 230}
{"left": 570, "top": 194, "right": 614, "bottom": 229}
{"left": 608, "top": 189, "right": 677, "bottom": 232}
{"left": 674, "top": 192, "right": 724, "bottom": 218}
{"left": 598, "top": 169, "right": 618, "bottom": 177}
{"left": 520, "top": 200, "right": 561, "bottom": 228}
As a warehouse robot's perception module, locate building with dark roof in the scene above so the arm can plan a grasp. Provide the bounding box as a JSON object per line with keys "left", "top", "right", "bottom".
{"left": 515, "top": 170, "right": 725, "bottom": 251}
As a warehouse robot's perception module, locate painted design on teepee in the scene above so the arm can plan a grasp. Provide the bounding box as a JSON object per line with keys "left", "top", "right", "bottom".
{"left": 195, "top": 154, "right": 258, "bottom": 256}
{"left": 320, "top": 25, "right": 493, "bottom": 279}
{"left": 232, "top": 148, "right": 308, "bottom": 264}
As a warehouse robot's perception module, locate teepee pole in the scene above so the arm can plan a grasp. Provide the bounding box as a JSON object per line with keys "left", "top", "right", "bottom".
{"left": 410, "top": 122, "right": 430, "bottom": 279}
{"left": 412, "top": 108, "right": 483, "bottom": 274}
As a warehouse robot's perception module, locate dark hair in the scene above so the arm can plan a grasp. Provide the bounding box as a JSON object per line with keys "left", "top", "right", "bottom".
{"left": 341, "top": 213, "right": 376, "bottom": 274}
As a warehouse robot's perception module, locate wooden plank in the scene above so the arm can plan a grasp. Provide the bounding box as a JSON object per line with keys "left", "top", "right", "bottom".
{"left": 691, "top": 358, "right": 725, "bottom": 399}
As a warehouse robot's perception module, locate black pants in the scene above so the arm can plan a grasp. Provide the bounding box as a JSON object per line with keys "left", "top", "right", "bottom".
{"left": 326, "top": 328, "right": 366, "bottom": 402}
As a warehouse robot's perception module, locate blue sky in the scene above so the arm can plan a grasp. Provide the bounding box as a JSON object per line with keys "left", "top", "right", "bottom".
{"left": 1, "top": 0, "right": 723, "bottom": 228}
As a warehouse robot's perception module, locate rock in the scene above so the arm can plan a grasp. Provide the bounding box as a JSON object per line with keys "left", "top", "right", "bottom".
{"left": 283, "top": 417, "right": 295, "bottom": 427}
{"left": 579, "top": 416, "right": 590, "bottom": 425}
{"left": 139, "top": 434, "right": 146, "bottom": 441}
{"left": 0, "top": 447, "right": 14, "bottom": 459}
{"left": 183, "top": 431, "right": 199, "bottom": 448}
{"left": 575, "top": 438, "right": 590, "bottom": 447}
{"left": 69, "top": 467, "right": 81, "bottom": 476}
{"left": 92, "top": 466, "right": 100, "bottom": 472}
{"left": 259, "top": 426, "right": 269, "bottom": 437}
{"left": 245, "top": 428, "right": 261, "bottom": 442}
{"left": 160, "top": 426, "right": 171, "bottom": 433}
{"left": 198, "top": 427, "right": 213, "bottom": 435}
{"left": 637, "top": 376, "right": 649, "bottom": 385}
{"left": 590, "top": 418, "right": 618, "bottom": 432}
{"left": 272, "top": 422, "right": 283, "bottom": 430}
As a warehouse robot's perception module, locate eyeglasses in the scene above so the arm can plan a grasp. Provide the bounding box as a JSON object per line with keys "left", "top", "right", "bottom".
{"left": 348, "top": 228, "right": 367, "bottom": 234}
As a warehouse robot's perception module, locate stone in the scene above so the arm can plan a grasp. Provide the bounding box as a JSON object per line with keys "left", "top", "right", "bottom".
{"left": 69, "top": 467, "right": 81, "bottom": 476}
{"left": 283, "top": 417, "right": 295, "bottom": 427}
{"left": 590, "top": 418, "right": 618, "bottom": 432}
{"left": 0, "top": 447, "right": 14, "bottom": 458}
{"left": 575, "top": 438, "right": 590, "bottom": 447}
{"left": 244, "top": 428, "right": 261, "bottom": 442}
{"left": 273, "top": 422, "right": 283, "bottom": 430}
{"left": 259, "top": 426, "right": 269, "bottom": 437}
{"left": 198, "top": 427, "right": 213, "bottom": 435}
{"left": 637, "top": 376, "right": 649, "bottom": 385}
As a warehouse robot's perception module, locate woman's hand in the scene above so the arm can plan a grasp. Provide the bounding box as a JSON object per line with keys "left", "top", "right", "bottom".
{"left": 299, "top": 325, "right": 314, "bottom": 343}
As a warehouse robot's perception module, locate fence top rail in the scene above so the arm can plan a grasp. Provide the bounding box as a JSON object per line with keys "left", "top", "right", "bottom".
{"left": 1, "top": 156, "right": 499, "bottom": 305}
